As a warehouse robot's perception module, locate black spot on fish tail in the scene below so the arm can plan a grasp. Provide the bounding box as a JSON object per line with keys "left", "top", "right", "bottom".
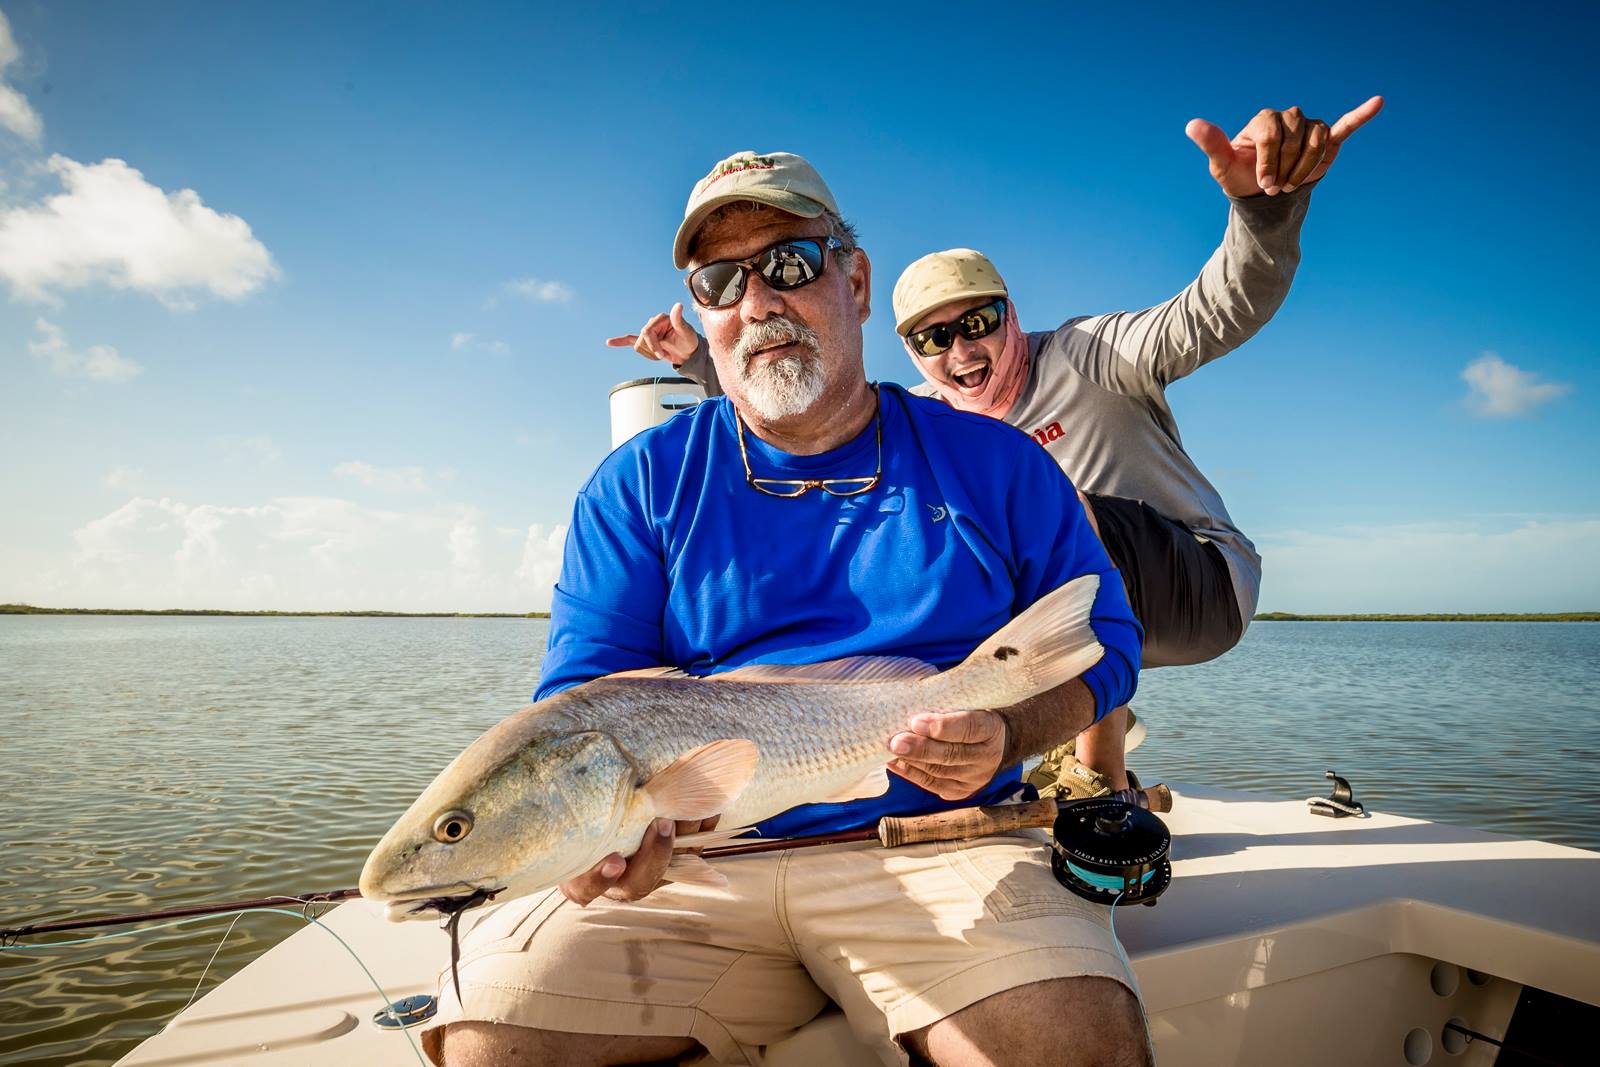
{"left": 994, "top": 646, "right": 1018, "bottom": 661}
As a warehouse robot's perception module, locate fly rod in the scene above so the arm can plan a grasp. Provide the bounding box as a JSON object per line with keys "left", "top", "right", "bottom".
{"left": 2, "top": 784, "right": 1173, "bottom": 943}
{"left": 706, "top": 784, "right": 1170, "bottom": 857}
{"left": 1, "top": 889, "right": 363, "bottom": 944}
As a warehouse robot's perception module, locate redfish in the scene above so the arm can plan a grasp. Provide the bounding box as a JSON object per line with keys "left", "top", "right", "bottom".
{"left": 359, "top": 574, "right": 1104, "bottom": 919}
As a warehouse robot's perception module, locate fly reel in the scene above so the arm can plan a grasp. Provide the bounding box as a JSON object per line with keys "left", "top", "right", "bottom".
{"left": 1050, "top": 797, "right": 1172, "bottom": 906}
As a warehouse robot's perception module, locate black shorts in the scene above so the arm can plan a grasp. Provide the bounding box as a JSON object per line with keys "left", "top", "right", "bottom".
{"left": 1083, "top": 493, "right": 1245, "bottom": 669}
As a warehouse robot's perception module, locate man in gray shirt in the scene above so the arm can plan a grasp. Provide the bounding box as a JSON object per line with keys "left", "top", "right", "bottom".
{"left": 610, "top": 96, "right": 1382, "bottom": 799}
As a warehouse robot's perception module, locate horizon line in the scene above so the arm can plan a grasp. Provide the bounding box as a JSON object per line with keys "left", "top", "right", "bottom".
{"left": 3, "top": 604, "right": 1597, "bottom": 623}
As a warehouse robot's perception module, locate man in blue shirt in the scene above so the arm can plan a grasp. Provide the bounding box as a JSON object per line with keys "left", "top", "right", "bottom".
{"left": 428, "top": 152, "right": 1147, "bottom": 1067}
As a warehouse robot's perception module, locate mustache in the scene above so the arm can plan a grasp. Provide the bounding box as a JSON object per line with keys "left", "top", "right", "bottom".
{"left": 732, "top": 316, "right": 821, "bottom": 370}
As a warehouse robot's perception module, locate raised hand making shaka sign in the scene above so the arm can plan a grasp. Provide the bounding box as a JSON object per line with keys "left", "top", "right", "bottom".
{"left": 1186, "top": 95, "right": 1384, "bottom": 197}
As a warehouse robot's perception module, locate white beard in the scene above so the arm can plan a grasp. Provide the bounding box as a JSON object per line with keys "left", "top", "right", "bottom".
{"left": 742, "top": 353, "right": 827, "bottom": 420}
{"left": 733, "top": 317, "right": 827, "bottom": 420}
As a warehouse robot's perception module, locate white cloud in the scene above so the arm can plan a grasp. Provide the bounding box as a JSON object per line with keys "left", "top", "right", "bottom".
{"left": 28, "top": 318, "right": 143, "bottom": 382}
{"left": 0, "top": 11, "right": 41, "bottom": 142}
{"left": 216, "top": 434, "right": 282, "bottom": 466}
{"left": 105, "top": 465, "right": 144, "bottom": 491}
{"left": 0, "top": 156, "right": 278, "bottom": 305}
{"left": 1256, "top": 517, "right": 1600, "bottom": 613}
{"left": 485, "top": 276, "right": 574, "bottom": 309}
{"left": 448, "top": 509, "right": 484, "bottom": 582}
{"left": 334, "top": 460, "right": 430, "bottom": 493}
{"left": 504, "top": 277, "right": 574, "bottom": 303}
{"left": 515, "top": 523, "right": 566, "bottom": 594}
{"left": 6, "top": 495, "right": 567, "bottom": 613}
{"left": 1461, "top": 353, "right": 1572, "bottom": 418}
{"left": 449, "top": 331, "right": 510, "bottom": 355}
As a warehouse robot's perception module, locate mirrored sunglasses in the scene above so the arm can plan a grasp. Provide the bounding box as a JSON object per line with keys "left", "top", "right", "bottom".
{"left": 687, "top": 236, "right": 844, "bottom": 309}
{"left": 907, "top": 298, "right": 1008, "bottom": 357}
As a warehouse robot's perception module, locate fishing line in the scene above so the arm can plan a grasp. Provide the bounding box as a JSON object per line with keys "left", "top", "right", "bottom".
{"left": 1108, "top": 891, "right": 1157, "bottom": 1063}
{"left": 1068, "top": 861, "right": 1156, "bottom": 892}
{"left": 1, "top": 907, "right": 428, "bottom": 1067}
{"left": 179, "top": 912, "right": 243, "bottom": 1015}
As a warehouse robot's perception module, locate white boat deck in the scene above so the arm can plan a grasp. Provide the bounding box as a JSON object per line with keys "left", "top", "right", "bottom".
{"left": 117, "top": 784, "right": 1600, "bottom": 1066}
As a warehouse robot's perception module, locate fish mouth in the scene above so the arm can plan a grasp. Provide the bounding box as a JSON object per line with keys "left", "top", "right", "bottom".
{"left": 375, "top": 883, "right": 506, "bottom": 922}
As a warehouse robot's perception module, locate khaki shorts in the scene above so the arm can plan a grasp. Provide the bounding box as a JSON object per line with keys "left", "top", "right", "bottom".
{"left": 420, "top": 832, "right": 1135, "bottom": 1066}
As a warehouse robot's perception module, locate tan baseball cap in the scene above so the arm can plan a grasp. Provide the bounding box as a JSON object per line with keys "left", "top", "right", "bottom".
{"left": 673, "top": 151, "right": 840, "bottom": 269}
{"left": 892, "top": 249, "right": 1009, "bottom": 335}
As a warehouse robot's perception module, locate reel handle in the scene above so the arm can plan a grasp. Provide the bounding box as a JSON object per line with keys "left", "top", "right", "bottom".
{"left": 877, "top": 786, "right": 1172, "bottom": 848}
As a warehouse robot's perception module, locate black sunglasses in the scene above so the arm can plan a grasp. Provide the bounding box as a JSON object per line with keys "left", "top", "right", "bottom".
{"left": 687, "top": 236, "right": 845, "bottom": 309}
{"left": 906, "top": 298, "right": 1008, "bottom": 357}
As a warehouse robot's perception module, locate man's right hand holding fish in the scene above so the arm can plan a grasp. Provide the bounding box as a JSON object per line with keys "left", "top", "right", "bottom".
{"left": 557, "top": 815, "right": 718, "bottom": 907}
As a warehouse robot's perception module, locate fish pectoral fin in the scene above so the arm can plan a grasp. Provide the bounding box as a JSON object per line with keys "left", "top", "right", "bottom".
{"left": 643, "top": 739, "right": 760, "bottom": 822}
{"left": 674, "top": 826, "right": 757, "bottom": 849}
{"left": 709, "top": 656, "right": 938, "bottom": 684}
{"left": 664, "top": 852, "right": 729, "bottom": 888}
{"left": 819, "top": 766, "right": 891, "bottom": 803}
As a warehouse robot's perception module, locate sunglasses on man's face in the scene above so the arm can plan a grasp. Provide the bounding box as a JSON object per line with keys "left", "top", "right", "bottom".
{"left": 906, "top": 298, "right": 1008, "bottom": 358}
{"left": 687, "top": 236, "right": 844, "bottom": 309}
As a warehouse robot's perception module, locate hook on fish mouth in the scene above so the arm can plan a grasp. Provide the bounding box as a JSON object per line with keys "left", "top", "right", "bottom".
{"left": 376, "top": 878, "right": 504, "bottom": 920}
{"left": 408, "top": 885, "right": 503, "bottom": 919}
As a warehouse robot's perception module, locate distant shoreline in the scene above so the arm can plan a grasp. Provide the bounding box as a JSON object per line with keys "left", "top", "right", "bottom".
{"left": 0, "top": 604, "right": 550, "bottom": 619}
{"left": 1253, "top": 611, "right": 1599, "bottom": 623}
{"left": 3, "top": 604, "right": 1594, "bottom": 622}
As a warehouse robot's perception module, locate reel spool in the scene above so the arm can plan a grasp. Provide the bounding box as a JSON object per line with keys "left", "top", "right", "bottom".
{"left": 1050, "top": 797, "right": 1172, "bottom": 907}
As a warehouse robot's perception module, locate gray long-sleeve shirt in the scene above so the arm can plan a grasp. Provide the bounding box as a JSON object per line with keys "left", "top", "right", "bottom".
{"left": 926, "top": 188, "right": 1312, "bottom": 624}
{"left": 672, "top": 188, "right": 1311, "bottom": 623}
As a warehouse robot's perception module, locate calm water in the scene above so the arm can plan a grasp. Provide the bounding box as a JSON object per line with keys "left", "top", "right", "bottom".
{"left": 1, "top": 616, "right": 1597, "bottom": 1066}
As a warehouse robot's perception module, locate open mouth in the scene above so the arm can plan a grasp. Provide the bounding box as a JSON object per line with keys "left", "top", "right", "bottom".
{"left": 951, "top": 363, "right": 991, "bottom": 392}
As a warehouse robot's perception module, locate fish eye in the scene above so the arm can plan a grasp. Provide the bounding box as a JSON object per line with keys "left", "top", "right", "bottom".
{"left": 432, "top": 810, "right": 474, "bottom": 844}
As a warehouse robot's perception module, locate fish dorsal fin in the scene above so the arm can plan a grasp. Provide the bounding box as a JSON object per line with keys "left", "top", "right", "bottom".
{"left": 643, "top": 739, "right": 760, "bottom": 821}
{"left": 709, "top": 656, "right": 937, "bottom": 685}
{"left": 606, "top": 666, "right": 691, "bottom": 681}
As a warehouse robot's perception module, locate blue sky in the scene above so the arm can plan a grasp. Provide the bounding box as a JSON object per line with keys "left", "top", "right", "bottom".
{"left": 1, "top": 0, "right": 1595, "bottom": 612}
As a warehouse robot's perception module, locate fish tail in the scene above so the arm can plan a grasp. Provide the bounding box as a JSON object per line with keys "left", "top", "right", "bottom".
{"left": 925, "top": 574, "right": 1105, "bottom": 709}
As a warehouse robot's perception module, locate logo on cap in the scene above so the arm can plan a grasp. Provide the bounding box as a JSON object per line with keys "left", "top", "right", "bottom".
{"left": 701, "top": 155, "right": 777, "bottom": 191}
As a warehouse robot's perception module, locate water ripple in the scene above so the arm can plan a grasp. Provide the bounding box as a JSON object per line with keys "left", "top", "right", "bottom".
{"left": 2, "top": 615, "right": 1597, "bottom": 1065}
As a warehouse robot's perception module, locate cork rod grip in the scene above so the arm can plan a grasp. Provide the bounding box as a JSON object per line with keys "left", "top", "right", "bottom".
{"left": 875, "top": 786, "right": 1173, "bottom": 848}
{"left": 877, "top": 799, "right": 1058, "bottom": 848}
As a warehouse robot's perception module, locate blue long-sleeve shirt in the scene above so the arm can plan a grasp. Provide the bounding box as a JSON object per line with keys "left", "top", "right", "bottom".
{"left": 538, "top": 382, "right": 1141, "bottom": 836}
